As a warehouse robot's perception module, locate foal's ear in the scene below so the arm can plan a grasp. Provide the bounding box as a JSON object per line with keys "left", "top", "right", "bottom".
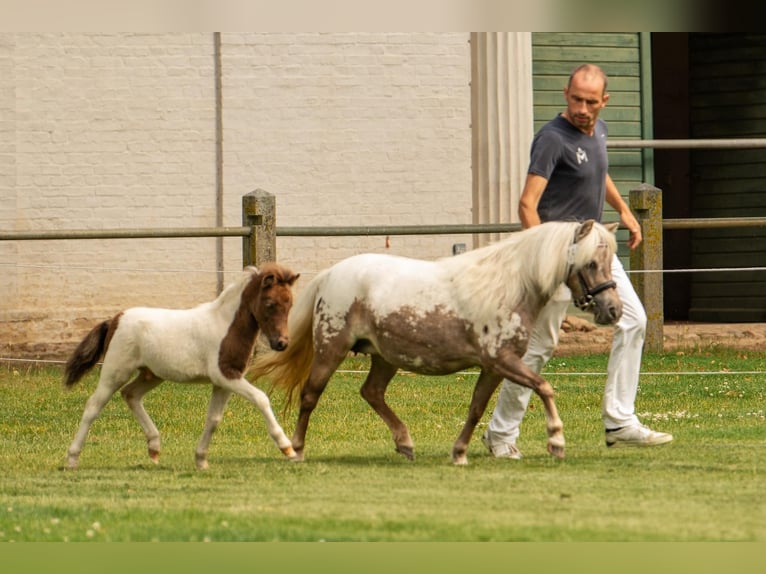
{"left": 575, "top": 219, "right": 595, "bottom": 242}
{"left": 604, "top": 222, "right": 620, "bottom": 235}
{"left": 262, "top": 272, "right": 276, "bottom": 288}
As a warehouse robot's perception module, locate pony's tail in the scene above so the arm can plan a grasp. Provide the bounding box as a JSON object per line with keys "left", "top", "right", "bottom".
{"left": 247, "top": 275, "right": 320, "bottom": 412}
{"left": 64, "top": 320, "right": 110, "bottom": 387}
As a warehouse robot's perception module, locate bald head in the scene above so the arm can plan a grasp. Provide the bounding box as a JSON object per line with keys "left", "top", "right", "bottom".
{"left": 568, "top": 64, "right": 608, "bottom": 96}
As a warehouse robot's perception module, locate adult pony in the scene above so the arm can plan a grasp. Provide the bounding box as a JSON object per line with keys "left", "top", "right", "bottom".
{"left": 248, "top": 220, "right": 622, "bottom": 465}
{"left": 64, "top": 263, "right": 300, "bottom": 470}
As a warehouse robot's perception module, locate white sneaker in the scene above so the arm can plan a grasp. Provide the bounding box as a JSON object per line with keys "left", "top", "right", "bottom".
{"left": 481, "top": 431, "right": 522, "bottom": 459}
{"left": 605, "top": 424, "right": 673, "bottom": 448}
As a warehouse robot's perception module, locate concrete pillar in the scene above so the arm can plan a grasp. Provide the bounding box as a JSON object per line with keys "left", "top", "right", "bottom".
{"left": 629, "top": 184, "right": 664, "bottom": 353}
{"left": 470, "top": 32, "right": 534, "bottom": 246}
{"left": 242, "top": 189, "right": 276, "bottom": 268}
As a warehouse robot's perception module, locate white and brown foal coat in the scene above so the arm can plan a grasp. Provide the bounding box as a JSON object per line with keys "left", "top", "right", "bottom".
{"left": 64, "top": 263, "right": 299, "bottom": 469}
{"left": 249, "top": 220, "right": 622, "bottom": 465}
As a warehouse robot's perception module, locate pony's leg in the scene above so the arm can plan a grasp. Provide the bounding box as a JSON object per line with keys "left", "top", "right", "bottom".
{"left": 291, "top": 352, "right": 348, "bottom": 461}
{"left": 493, "top": 354, "right": 565, "bottom": 459}
{"left": 195, "top": 385, "right": 232, "bottom": 470}
{"left": 120, "top": 369, "right": 163, "bottom": 464}
{"left": 359, "top": 355, "right": 413, "bottom": 459}
{"left": 66, "top": 367, "right": 132, "bottom": 469}
{"left": 451, "top": 371, "right": 503, "bottom": 465}
{"left": 213, "top": 377, "right": 297, "bottom": 460}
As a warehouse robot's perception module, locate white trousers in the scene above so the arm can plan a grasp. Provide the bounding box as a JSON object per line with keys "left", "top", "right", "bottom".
{"left": 487, "top": 256, "right": 646, "bottom": 443}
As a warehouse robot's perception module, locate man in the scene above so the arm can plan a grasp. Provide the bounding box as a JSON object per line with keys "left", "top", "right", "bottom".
{"left": 482, "top": 64, "right": 672, "bottom": 459}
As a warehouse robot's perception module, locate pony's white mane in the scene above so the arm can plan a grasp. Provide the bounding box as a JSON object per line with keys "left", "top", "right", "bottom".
{"left": 442, "top": 221, "right": 615, "bottom": 321}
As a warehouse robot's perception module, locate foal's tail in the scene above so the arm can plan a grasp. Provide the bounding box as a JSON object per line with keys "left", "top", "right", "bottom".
{"left": 64, "top": 320, "right": 110, "bottom": 387}
{"left": 247, "top": 274, "right": 320, "bottom": 410}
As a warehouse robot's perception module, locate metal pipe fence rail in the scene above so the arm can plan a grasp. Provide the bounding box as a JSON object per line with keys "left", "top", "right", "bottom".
{"left": 0, "top": 227, "right": 253, "bottom": 241}
{"left": 662, "top": 217, "right": 766, "bottom": 230}
{"left": 0, "top": 224, "right": 524, "bottom": 241}
{"left": 608, "top": 138, "right": 766, "bottom": 149}
{"left": 276, "top": 223, "right": 522, "bottom": 236}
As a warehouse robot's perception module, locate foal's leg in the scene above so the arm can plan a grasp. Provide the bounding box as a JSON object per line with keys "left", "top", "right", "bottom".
{"left": 120, "top": 369, "right": 163, "bottom": 463}
{"left": 451, "top": 370, "right": 503, "bottom": 465}
{"left": 66, "top": 365, "right": 134, "bottom": 469}
{"left": 213, "top": 376, "right": 296, "bottom": 460}
{"left": 194, "top": 385, "right": 232, "bottom": 470}
{"left": 359, "top": 355, "right": 413, "bottom": 459}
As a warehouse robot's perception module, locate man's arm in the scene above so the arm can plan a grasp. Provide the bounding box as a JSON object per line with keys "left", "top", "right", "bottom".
{"left": 605, "top": 173, "right": 642, "bottom": 249}
{"left": 517, "top": 173, "right": 549, "bottom": 229}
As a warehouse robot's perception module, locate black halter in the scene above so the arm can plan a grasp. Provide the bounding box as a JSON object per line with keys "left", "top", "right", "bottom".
{"left": 572, "top": 271, "right": 616, "bottom": 311}
{"left": 567, "top": 224, "right": 617, "bottom": 311}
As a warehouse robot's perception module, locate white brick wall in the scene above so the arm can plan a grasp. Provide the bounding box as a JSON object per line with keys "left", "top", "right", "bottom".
{"left": 0, "top": 33, "right": 472, "bottom": 357}
{"left": 222, "top": 33, "right": 471, "bottom": 276}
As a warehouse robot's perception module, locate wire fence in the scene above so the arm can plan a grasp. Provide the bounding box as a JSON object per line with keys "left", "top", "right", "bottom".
{"left": 1, "top": 353, "right": 763, "bottom": 379}
{"left": 1, "top": 257, "right": 764, "bottom": 375}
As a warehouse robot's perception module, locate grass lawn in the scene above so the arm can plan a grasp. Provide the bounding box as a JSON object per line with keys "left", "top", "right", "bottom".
{"left": 1, "top": 348, "right": 764, "bottom": 542}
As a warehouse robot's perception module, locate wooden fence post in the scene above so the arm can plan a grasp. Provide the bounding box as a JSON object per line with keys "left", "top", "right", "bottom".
{"left": 242, "top": 189, "right": 276, "bottom": 268}
{"left": 629, "top": 183, "right": 664, "bottom": 353}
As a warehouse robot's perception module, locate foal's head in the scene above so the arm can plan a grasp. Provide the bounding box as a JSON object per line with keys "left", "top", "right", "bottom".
{"left": 246, "top": 263, "right": 300, "bottom": 351}
{"left": 564, "top": 220, "right": 623, "bottom": 325}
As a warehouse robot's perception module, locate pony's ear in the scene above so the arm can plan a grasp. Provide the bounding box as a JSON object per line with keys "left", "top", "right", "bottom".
{"left": 262, "top": 272, "right": 276, "bottom": 288}
{"left": 287, "top": 272, "right": 300, "bottom": 286}
{"left": 575, "top": 219, "right": 595, "bottom": 243}
{"left": 604, "top": 222, "right": 620, "bottom": 235}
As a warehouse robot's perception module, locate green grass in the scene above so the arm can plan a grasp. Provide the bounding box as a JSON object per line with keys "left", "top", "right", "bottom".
{"left": 1, "top": 348, "right": 764, "bottom": 542}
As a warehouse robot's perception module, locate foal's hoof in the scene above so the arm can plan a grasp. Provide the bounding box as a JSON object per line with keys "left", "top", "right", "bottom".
{"left": 547, "top": 443, "right": 565, "bottom": 459}
{"left": 395, "top": 445, "right": 415, "bottom": 460}
{"left": 282, "top": 445, "right": 299, "bottom": 460}
{"left": 195, "top": 453, "right": 209, "bottom": 470}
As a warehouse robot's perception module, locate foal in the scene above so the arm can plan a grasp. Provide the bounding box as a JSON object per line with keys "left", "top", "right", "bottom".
{"left": 64, "top": 263, "right": 299, "bottom": 469}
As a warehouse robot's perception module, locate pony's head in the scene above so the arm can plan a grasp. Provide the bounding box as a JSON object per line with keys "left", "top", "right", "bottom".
{"left": 564, "top": 220, "right": 622, "bottom": 325}
{"left": 245, "top": 263, "right": 300, "bottom": 351}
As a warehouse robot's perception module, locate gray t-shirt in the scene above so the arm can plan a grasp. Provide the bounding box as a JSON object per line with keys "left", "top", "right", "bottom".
{"left": 528, "top": 114, "right": 608, "bottom": 223}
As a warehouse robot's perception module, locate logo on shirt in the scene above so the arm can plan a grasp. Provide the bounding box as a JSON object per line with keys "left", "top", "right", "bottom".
{"left": 576, "top": 147, "right": 588, "bottom": 165}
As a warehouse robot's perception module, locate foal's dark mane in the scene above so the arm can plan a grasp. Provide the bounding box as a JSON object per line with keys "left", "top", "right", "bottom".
{"left": 219, "top": 263, "right": 298, "bottom": 379}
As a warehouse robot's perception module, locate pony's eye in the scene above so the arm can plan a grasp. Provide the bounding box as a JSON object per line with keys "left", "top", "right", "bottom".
{"left": 588, "top": 261, "right": 598, "bottom": 270}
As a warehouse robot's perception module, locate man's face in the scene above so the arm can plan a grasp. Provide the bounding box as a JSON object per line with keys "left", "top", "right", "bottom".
{"left": 564, "top": 73, "right": 609, "bottom": 133}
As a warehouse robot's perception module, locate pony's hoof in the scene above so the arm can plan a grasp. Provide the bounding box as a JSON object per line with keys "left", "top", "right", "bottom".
{"left": 395, "top": 445, "right": 415, "bottom": 460}
{"left": 452, "top": 454, "right": 468, "bottom": 466}
{"left": 547, "top": 443, "right": 565, "bottom": 459}
{"left": 148, "top": 449, "right": 160, "bottom": 464}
